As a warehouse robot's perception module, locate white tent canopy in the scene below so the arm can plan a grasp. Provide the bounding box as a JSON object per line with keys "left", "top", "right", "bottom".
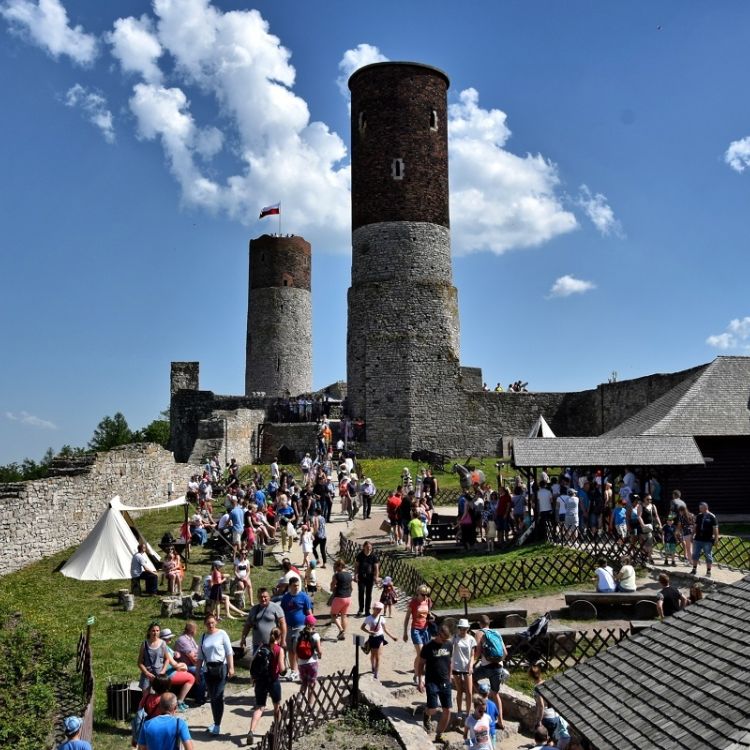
{"left": 528, "top": 415, "right": 556, "bottom": 438}
{"left": 60, "top": 495, "right": 187, "bottom": 581}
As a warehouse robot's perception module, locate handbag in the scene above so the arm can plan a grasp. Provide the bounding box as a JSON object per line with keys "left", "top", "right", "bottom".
{"left": 206, "top": 661, "right": 224, "bottom": 680}
{"left": 361, "top": 640, "right": 371, "bottom": 655}
{"left": 379, "top": 519, "right": 392, "bottom": 534}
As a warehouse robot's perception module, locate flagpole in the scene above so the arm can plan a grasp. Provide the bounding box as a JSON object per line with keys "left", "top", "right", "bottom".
{"left": 278, "top": 203, "right": 282, "bottom": 236}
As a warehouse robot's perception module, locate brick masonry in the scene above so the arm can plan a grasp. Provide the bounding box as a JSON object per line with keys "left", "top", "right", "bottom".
{"left": 0, "top": 443, "right": 198, "bottom": 577}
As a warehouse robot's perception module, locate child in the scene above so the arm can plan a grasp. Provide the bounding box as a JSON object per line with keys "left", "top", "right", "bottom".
{"left": 296, "top": 614, "right": 322, "bottom": 701}
{"left": 464, "top": 697, "right": 493, "bottom": 750}
{"left": 611, "top": 497, "right": 628, "bottom": 543}
{"left": 304, "top": 559, "right": 318, "bottom": 598}
{"left": 379, "top": 576, "right": 398, "bottom": 617}
{"left": 662, "top": 514, "right": 678, "bottom": 566}
{"left": 299, "top": 524, "right": 314, "bottom": 568}
{"left": 360, "top": 601, "right": 397, "bottom": 680}
{"left": 408, "top": 509, "right": 425, "bottom": 556}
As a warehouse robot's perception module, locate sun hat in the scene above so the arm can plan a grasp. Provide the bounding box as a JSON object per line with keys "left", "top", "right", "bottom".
{"left": 457, "top": 618, "right": 470, "bottom": 629}
{"left": 160, "top": 628, "right": 174, "bottom": 640}
{"left": 382, "top": 576, "right": 392, "bottom": 585}
{"left": 212, "top": 560, "right": 224, "bottom": 567}
{"left": 63, "top": 716, "right": 82, "bottom": 737}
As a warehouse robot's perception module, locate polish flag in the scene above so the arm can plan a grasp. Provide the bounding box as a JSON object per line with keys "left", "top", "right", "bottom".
{"left": 259, "top": 203, "right": 280, "bottom": 219}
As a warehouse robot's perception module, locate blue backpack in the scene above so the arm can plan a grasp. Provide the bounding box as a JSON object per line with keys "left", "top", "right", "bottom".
{"left": 481, "top": 628, "right": 505, "bottom": 662}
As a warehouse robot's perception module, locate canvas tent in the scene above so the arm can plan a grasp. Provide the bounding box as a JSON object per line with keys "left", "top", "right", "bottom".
{"left": 528, "top": 414, "right": 556, "bottom": 438}
{"left": 60, "top": 495, "right": 187, "bottom": 581}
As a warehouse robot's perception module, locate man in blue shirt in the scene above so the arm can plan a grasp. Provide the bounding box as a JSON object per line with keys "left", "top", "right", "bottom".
{"left": 229, "top": 497, "right": 246, "bottom": 546}
{"left": 254, "top": 486, "right": 266, "bottom": 508}
{"left": 280, "top": 577, "right": 313, "bottom": 681}
{"left": 137, "top": 693, "right": 193, "bottom": 750}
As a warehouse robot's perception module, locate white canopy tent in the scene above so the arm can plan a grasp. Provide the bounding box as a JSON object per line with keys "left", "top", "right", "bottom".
{"left": 528, "top": 415, "right": 556, "bottom": 438}
{"left": 60, "top": 495, "right": 187, "bottom": 581}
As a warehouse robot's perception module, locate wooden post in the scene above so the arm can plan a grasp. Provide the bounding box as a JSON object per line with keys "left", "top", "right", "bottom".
{"left": 287, "top": 699, "right": 294, "bottom": 750}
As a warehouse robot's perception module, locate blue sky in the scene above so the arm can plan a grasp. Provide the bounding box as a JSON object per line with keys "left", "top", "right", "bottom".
{"left": 2, "top": 0, "right": 749, "bottom": 463}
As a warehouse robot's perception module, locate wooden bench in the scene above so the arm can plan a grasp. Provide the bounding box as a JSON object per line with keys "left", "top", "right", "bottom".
{"left": 564, "top": 591, "right": 660, "bottom": 620}
{"left": 495, "top": 626, "right": 577, "bottom": 657}
{"left": 433, "top": 606, "right": 528, "bottom": 628}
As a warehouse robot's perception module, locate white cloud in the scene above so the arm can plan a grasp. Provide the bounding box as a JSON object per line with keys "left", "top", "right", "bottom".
{"left": 725, "top": 136, "right": 750, "bottom": 173}
{"left": 118, "top": 1, "right": 350, "bottom": 248}
{"left": 64, "top": 83, "right": 114, "bottom": 143}
{"left": 5, "top": 410, "right": 58, "bottom": 429}
{"left": 706, "top": 316, "right": 750, "bottom": 349}
{"left": 336, "top": 43, "right": 387, "bottom": 97}
{"left": 575, "top": 184, "right": 623, "bottom": 237}
{"left": 548, "top": 274, "right": 596, "bottom": 298}
{"left": 0, "top": 0, "right": 97, "bottom": 64}
{"left": 107, "top": 14, "right": 162, "bottom": 84}
{"left": 448, "top": 88, "right": 578, "bottom": 255}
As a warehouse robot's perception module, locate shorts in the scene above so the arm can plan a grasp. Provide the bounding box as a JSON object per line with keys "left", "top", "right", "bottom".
{"left": 254, "top": 678, "right": 282, "bottom": 707}
{"left": 615, "top": 523, "right": 627, "bottom": 539}
{"left": 474, "top": 663, "right": 504, "bottom": 692}
{"left": 664, "top": 542, "right": 676, "bottom": 554}
{"left": 410, "top": 627, "right": 431, "bottom": 646}
{"left": 426, "top": 681, "right": 452, "bottom": 710}
{"left": 298, "top": 661, "right": 318, "bottom": 686}
{"left": 412, "top": 537, "right": 424, "bottom": 547}
{"left": 232, "top": 531, "right": 242, "bottom": 545}
{"left": 486, "top": 520, "right": 497, "bottom": 538}
{"left": 368, "top": 634, "right": 386, "bottom": 650}
{"left": 330, "top": 596, "right": 351, "bottom": 616}
{"left": 286, "top": 626, "right": 303, "bottom": 652}
{"left": 564, "top": 515, "right": 578, "bottom": 529}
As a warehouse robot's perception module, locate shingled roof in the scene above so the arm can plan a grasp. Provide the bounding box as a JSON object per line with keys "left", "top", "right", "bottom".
{"left": 511, "top": 435, "right": 705, "bottom": 468}
{"left": 605, "top": 356, "right": 750, "bottom": 437}
{"left": 538, "top": 577, "right": 750, "bottom": 750}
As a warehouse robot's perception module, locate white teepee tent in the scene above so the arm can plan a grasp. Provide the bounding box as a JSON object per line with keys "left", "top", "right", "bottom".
{"left": 528, "top": 415, "right": 556, "bottom": 438}
{"left": 60, "top": 495, "right": 186, "bottom": 581}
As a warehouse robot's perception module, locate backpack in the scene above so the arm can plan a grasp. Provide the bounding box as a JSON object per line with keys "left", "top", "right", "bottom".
{"left": 481, "top": 628, "right": 505, "bottom": 662}
{"left": 250, "top": 643, "right": 274, "bottom": 681}
{"left": 296, "top": 629, "right": 314, "bottom": 660}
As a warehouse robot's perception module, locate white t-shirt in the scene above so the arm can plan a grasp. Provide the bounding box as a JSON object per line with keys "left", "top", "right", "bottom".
{"left": 537, "top": 488, "right": 553, "bottom": 513}
{"left": 595, "top": 566, "right": 615, "bottom": 592}
{"left": 363, "top": 613, "right": 387, "bottom": 638}
{"left": 451, "top": 633, "right": 477, "bottom": 672}
{"left": 618, "top": 564, "right": 636, "bottom": 591}
{"left": 465, "top": 713, "right": 492, "bottom": 750}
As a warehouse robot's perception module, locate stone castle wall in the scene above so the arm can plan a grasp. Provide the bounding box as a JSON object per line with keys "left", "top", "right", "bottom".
{"left": 0, "top": 443, "right": 197, "bottom": 577}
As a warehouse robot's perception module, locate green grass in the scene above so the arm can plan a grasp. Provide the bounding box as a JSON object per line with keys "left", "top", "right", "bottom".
{"left": 0, "top": 503, "right": 282, "bottom": 750}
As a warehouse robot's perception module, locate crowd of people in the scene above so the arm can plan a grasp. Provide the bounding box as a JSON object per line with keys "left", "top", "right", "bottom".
{"left": 117, "top": 449, "right": 721, "bottom": 750}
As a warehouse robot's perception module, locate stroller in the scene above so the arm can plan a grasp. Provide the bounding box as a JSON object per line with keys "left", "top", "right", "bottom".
{"left": 505, "top": 612, "right": 551, "bottom": 666}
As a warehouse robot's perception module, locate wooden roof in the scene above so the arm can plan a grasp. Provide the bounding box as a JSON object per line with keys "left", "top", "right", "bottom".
{"left": 539, "top": 577, "right": 750, "bottom": 750}
{"left": 511, "top": 435, "right": 705, "bottom": 468}
{"left": 605, "top": 356, "right": 750, "bottom": 438}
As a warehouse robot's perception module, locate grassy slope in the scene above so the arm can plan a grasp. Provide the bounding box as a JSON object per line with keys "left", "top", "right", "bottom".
{"left": 0, "top": 504, "right": 281, "bottom": 750}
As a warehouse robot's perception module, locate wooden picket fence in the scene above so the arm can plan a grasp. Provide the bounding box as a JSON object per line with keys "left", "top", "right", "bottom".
{"left": 76, "top": 630, "right": 95, "bottom": 742}
{"left": 255, "top": 669, "right": 355, "bottom": 750}
{"left": 369, "top": 488, "right": 462, "bottom": 507}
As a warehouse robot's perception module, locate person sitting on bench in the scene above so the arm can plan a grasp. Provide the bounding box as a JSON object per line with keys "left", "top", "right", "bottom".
{"left": 593, "top": 557, "right": 616, "bottom": 593}
{"left": 131, "top": 543, "right": 159, "bottom": 595}
{"left": 615, "top": 555, "right": 636, "bottom": 593}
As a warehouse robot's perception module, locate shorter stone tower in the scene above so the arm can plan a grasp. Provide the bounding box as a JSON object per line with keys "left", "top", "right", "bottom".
{"left": 245, "top": 234, "right": 312, "bottom": 397}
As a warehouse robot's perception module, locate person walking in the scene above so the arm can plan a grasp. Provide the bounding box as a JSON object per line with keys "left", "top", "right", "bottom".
{"left": 417, "top": 624, "right": 453, "bottom": 746}
{"left": 691, "top": 502, "right": 719, "bottom": 576}
{"left": 360, "top": 601, "right": 397, "bottom": 680}
{"left": 311, "top": 507, "right": 328, "bottom": 568}
{"left": 403, "top": 584, "right": 434, "bottom": 682}
{"left": 280, "top": 577, "right": 313, "bottom": 681}
{"left": 451, "top": 618, "right": 477, "bottom": 720}
{"left": 354, "top": 540, "right": 380, "bottom": 617}
{"left": 361, "top": 477, "right": 376, "bottom": 519}
{"left": 329, "top": 559, "right": 353, "bottom": 641}
{"left": 240, "top": 588, "right": 287, "bottom": 656}
{"left": 197, "top": 614, "right": 235, "bottom": 736}
{"left": 246, "top": 627, "right": 284, "bottom": 747}
{"left": 136, "top": 692, "right": 193, "bottom": 750}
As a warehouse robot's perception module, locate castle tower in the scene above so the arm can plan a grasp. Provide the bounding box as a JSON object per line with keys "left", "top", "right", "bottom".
{"left": 347, "top": 62, "right": 462, "bottom": 455}
{"left": 245, "top": 234, "right": 312, "bottom": 397}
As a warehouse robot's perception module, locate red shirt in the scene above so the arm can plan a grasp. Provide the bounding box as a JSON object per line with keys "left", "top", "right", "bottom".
{"left": 386, "top": 494, "right": 401, "bottom": 520}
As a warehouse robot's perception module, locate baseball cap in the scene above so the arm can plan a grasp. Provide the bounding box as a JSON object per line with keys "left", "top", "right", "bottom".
{"left": 64, "top": 717, "right": 82, "bottom": 737}
{"left": 373, "top": 601, "right": 384, "bottom": 610}
{"left": 305, "top": 614, "right": 317, "bottom": 626}
{"left": 476, "top": 680, "right": 491, "bottom": 695}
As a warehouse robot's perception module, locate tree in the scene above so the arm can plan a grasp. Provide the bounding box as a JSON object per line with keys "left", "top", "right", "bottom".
{"left": 88, "top": 412, "right": 135, "bottom": 452}
{"left": 138, "top": 418, "right": 170, "bottom": 448}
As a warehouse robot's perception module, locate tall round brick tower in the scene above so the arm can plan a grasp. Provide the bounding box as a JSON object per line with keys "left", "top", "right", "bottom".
{"left": 347, "top": 62, "right": 461, "bottom": 455}
{"left": 245, "top": 234, "right": 312, "bottom": 397}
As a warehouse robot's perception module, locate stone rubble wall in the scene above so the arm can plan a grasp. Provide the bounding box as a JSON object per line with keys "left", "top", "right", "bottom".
{"left": 0, "top": 443, "right": 198, "bottom": 578}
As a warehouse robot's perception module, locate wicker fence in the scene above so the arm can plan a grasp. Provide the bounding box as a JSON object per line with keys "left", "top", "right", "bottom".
{"left": 75, "top": 630, "right": 95, "bottom": 742}
{"left": 505, "top": 626, "right": 631, "bottom": 672}
{"left": 545, "top": 522, "right": 750, "bottom": 572}
{"left": 338, "top": 533, "right": 595, "bottom": 606}
{"left": 256, "top": 669, "right": 355, "bottom": 750}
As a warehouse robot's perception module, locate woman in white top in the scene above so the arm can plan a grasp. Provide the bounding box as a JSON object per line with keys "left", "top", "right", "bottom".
{"left": 233, "top": 548, "right": 254, "bottom": 606}
{"left": 360, "top": 602, "right": 397, "bottom": 680}
{"left": 451, "top": 618, "right": 477, "bottom": 717}
{"left": 198, "top": 614, "right": 235, "bottom": 736}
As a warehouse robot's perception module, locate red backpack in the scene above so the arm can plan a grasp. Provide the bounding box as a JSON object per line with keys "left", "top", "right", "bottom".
{"left": 296, "top": 630, "right": 314, "bottom": 660}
